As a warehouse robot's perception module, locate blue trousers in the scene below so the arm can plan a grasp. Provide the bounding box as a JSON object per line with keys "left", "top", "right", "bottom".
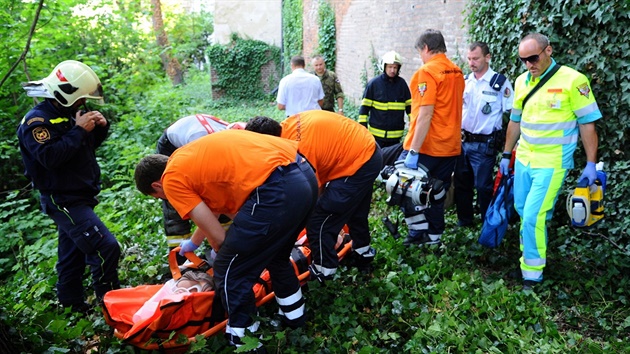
{"left": 213, "top": 157, "right": 318, "bottom": 337}
{"left": 454, "top": 141, "right": 497, "bottom": 224}
{"left": 306, "top": 147, "right": 382, "bottom": 276}
{"left": 40, "top": 195, "right": 121, "bottom": 306}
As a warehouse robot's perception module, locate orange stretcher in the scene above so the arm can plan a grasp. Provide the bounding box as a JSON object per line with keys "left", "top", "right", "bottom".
{"left": 102, "top": 227, "right": 352, "bottom": 353}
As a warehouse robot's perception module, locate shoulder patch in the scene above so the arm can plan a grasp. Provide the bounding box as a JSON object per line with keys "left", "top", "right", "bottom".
{"left": 26, "top": 117, "right": 45, "bottom": 125}
{"left": 504, "top": 87, "right": 511, "bottom": 98}
{"left": 576, "top": 83, "right": 591, "bottom": 99}
{"left": 32, "top": 126, "right": 51, "bottom": 144}
{"left": 417, "top": 82, "right": 427, "bottom": 97}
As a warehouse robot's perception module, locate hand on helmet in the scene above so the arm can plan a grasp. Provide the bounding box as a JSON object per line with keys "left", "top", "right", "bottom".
{"left": 579, "top": 161, "right": 597, "bottom": 185}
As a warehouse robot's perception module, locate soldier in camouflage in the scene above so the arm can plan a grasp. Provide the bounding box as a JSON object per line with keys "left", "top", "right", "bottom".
{"left": 311, "top": 55, "right": 345, "bottom": 115}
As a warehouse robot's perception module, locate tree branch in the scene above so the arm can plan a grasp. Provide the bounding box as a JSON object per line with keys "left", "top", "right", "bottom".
{"left": 0, "top": 0, "right": 45, "bottom": 89}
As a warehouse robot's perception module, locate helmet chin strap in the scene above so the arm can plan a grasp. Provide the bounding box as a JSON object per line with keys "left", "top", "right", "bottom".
{"left": 50, "top": 98, "right": 82, "bottom": 117}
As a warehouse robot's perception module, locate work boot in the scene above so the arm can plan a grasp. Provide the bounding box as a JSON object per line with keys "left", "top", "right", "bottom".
{"left": 403, "top": 232, "right": 441, "bottom": 247}
{"left": 350, "top": 247, "right": 376, "bottom": 274}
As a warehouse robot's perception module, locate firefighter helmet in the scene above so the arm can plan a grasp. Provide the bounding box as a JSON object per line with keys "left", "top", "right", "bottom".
{"left": 378, "top": 51, "right": 403, "bottom": 72}
{"left": 22, "top": 60, "right": 103, "bottom": 107}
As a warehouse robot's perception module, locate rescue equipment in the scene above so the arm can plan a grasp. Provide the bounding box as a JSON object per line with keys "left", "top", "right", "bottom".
{"left": 566, "top": 162, "right": 606, "bottom": 227}
{"left": 381, "top": 161, "right": 445, "bottom": 208}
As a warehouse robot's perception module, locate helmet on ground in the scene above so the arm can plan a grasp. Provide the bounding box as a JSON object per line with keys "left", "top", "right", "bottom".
{"left": 22, "top": 60, "right": 104, "bottom": 107}
{"left": 378, "top": 51, "right": 403, "bottom": 72}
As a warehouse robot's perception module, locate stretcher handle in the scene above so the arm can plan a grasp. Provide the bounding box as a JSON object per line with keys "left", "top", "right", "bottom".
{"left": 169, "top": 247, "right": 211, "bottom": 280}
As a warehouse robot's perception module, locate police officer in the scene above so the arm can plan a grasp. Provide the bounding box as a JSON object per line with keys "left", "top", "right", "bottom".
{"left": 455, "top": 42, "right": 514, "bottom": 226}
{"left": 17, "top": 60, "right": 121, "bottom": 312}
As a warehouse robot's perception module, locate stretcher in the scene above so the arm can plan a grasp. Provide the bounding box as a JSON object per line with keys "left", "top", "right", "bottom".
{"left": 102, "top": 227, "right": 352, "bottom": 353}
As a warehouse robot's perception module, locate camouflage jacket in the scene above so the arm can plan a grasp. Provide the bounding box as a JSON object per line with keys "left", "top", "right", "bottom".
{"left": 313, "top": 70, "right": 344, "bottom": 111}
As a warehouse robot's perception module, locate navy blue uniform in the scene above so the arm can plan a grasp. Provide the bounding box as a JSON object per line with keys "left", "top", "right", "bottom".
{"left": 17, "top": 100, "right": 120, "bottom": 306}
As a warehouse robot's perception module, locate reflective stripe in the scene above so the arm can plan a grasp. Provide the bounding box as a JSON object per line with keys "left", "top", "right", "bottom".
{"left": 353, "top": 245, "right": 371, "bottom": 255}
{"left": 368, "top": 126, "right": 404, "bottom": 139}
{"left": 427, "top": 234, "right": 442, "bottom": 241}
{"left": 362, "top": 98, "right": 407, "bottom": 111}
{"left": 358, "top": 114, "right": 368, "bottom": 123}
{"left": 282, "top": 303, "right": 305, "bottom": 320}
{"left": 406, "top": 213, "right": 426, "bottom": 224}
{"left": 226, "top": 321, "right": 260, "bottom": 338}
{"left": 522, "top": 269, "right": 542, "bottom": 280}
{"left": 405, "top": 212, "right": 428, "bottom": 231}
{"left": 166, "top": 233, "right": 192, "bottom": 247}
{"left": 521, "top": 121, "right": 576, "bottom": 130}
{"left": 524, "top": 257, "right": 546, "bottom": 267}
{"left": 276, "top": 287, "right": 303, "bottom": 306}
{"left": 521, "top": 132, "right": 578, "bottom": 145}
{"left": 311, "top": 263, "right": 336, "bottom": 276}
{"left": 575, "top": 102, "right": 600, "bottom": 117}
{"left": 511, "top": 108, "right": 522, "bottom": 116}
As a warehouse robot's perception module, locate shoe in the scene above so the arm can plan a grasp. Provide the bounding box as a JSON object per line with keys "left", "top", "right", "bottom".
{"left": 403, "top": 233, "right": 441, "bottom": 246}
{"left": 457, "top": 220, "right": 474, "bottom": 228}
{"left": 350, "top": 247, "right": 376, "bottom": 274}
{"left": 522, "top": 280, "right": 540, "bottom": 291}
{"left": 62, "top": 302, "right": 93, "bottom": 316}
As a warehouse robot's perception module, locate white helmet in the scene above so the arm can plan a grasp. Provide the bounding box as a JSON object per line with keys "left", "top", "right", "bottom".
{"left": 22, "top": 60, "right": 103, "bottom": 107}
{"left": 378, "top": 51, "right": 403, "bottom": 72}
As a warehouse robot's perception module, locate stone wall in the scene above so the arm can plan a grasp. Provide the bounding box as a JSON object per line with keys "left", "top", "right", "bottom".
{"left": 302, "top": 0, "right": 468, "bottom": 105}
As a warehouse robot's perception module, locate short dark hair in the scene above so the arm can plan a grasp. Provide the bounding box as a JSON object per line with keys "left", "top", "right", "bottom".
{"left": 469, "top": 41, "right": 490, "bottom": 56}
{"left": 414, "top": 29, "right": 447, "bottom": 54}
{"left": 291, "top": 56, "right": 305, "bottom": 68}
{"left": 134, "top": 154, "right": 169, "bottom": 195}
{"left": 245, "top": 116, "right": 282, "bottom": 137}
{"left": 521, "top": 33, "right": 550, "bottom": 50}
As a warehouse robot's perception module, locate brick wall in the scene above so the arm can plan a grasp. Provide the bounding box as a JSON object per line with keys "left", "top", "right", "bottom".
{"left": 302, "top": 0, "right": 468, "bottom": 105}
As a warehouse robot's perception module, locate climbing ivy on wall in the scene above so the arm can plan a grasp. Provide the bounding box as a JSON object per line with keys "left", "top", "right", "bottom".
{"left": 207, "top": 35, "right": 280, "bottom": 100}
{"left": 282, "top": 0, "right": 303, "bottom": 76}
{"left": 317, "top": 0, "right": 336, "bottom": 69}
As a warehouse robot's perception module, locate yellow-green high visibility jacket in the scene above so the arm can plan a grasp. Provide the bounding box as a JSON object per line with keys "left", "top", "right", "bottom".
{"left": 510, "top": 60, "right": 602, "bottom": 169}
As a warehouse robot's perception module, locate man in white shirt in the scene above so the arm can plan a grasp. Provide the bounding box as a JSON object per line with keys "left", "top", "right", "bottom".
{"left": 277, "top": 56, "right": 324, "bottom": 116}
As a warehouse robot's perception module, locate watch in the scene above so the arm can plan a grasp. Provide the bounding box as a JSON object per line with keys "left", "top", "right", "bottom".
{"left": 409, "top": 149, "right": 418, "bottom": 156}
{"left": 338, "top": 109, "right": 344, "bottom": 112}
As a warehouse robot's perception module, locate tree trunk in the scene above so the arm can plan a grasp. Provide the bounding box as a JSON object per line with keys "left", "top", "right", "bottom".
{"left": 150, "top": 0, "right": 184, "bottom": 86}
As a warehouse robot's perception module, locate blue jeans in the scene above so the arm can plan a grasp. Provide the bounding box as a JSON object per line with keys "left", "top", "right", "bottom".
{"left": 454, "top": 141, "right": 497, "bottom": 224}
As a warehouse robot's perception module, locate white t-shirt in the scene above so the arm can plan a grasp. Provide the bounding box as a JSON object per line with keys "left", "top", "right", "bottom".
{"left": 277, "top": 68, "right": 325, "bottom": 116}
{"left": 166, "top": 114, "right": 228, "bottom": 148}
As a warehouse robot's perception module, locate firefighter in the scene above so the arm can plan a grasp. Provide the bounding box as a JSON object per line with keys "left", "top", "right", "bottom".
{"left": 359, "top": 51, "right": 412, "bottom": 149}
{"left": 17, "top": 60, "right": 121, "bottom": 313}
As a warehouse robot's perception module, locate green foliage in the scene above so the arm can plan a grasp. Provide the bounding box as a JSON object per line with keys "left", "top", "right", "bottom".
{"left": 282, "top": 0, "right": 303, "bottom": 75}
{"left": 168, "top": 10, "right": 214, "bottom": 70}
{"left": 316, "top": 0, "right": 336, "bottom": 69}
{"left": 207, "top": 37, "right": 281, "bottom": 100}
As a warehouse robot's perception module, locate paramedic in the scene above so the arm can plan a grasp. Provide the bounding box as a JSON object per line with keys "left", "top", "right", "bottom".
{"left": 401, "top": 29, "right": 465, "bottom": 247}
{"left": 245, "top": 111, "right": 382, "bottom": 281}
{"left": 500, "top": 33, "right": 601, "bottom": 291}
{"left": 17, "top": 60, "right": 121, "bottom": 313}
{"left": 134, "top": 130, "right": 318, "bottom": 349}
{"left": 156, "top": 114, "right": 240, "bottom": 264}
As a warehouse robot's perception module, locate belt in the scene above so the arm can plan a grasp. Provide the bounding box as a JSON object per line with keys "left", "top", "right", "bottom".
{"left": 461, "top": 130, "right": 493, "bottom": 143}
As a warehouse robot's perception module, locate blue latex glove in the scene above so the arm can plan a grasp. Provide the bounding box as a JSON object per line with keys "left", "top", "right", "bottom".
{"left": 404, "top": 152, "right": 419, "bottom": 169}
{"left": 579, "top": 161, "right": 597, "bottom": 185}
{"left": 179, "top": 239, "right": 200, "bottom": 256}
{"left": 499, "top": 157, "right": 510, "bottom": 176}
